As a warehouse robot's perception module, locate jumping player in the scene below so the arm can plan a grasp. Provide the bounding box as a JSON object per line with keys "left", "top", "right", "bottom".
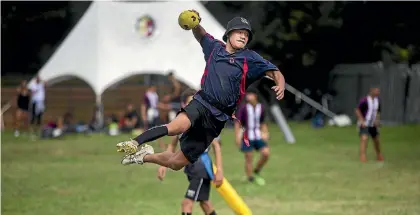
{"left": 235, "top": 89, "right": 270, "bottom": 186}
{"left": 117, "top": 11, "right": 285, "bottom": 171}
{"left": 157, "top": 89, "right": 222, "bottom": 215}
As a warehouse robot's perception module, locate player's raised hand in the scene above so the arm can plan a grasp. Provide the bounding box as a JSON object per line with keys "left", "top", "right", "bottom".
{"left": 261, "top": 131, "right": 270, "bottom": 142}
{"left": 157, "top": 166, "right": 167, "bottom": 181}
{"left": 271, "top": 85, "right": 285, "bottom": 100}
{"left": 188, "top": 9, "right": 201, "bottom": 23}
{"left": 214, "top": 170, "right": 223, "bottom": 188}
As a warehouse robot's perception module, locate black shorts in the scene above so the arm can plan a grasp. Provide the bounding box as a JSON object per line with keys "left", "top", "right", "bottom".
{"left": 184, "top": 176, "right": 211, "bottom": 201}
{"left": 17, "top": 103, "right": 29, "bottom": 112}
{"left": 179, "top": 99, "right": 226, "bottom": 163}
{"left": 359, "top": 126, "right": 379, "bottom": 138}
{"left": 17, "top": 96, "right": 30, "bottom": 112}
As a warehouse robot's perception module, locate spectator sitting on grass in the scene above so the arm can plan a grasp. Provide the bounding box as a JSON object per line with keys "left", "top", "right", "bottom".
{"left": 120, "top": 104, "right": 141, "bottom": 133}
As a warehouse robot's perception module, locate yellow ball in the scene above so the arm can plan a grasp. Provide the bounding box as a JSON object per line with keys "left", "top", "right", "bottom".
{"left": 178, "top": 10, "right": 200, "bottom": 30}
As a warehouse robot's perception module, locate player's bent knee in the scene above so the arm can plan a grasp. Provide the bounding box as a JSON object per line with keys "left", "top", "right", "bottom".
{"left": 182, "top": 198, "right": 194, "bottom": 210}
{"left": 168, "top": 159, "right": 187, "bottom": 171}
{"left": 169, "top": 163, "right": 183, "bottom": 171}
{"left": 261, "top": 147, "right": 270, "bottom": 158}
{"left": 167, "top": 151, "right": 189, "bottom": 170}
{"left": 360, "top": 135, "right": 369, "bottom": 141}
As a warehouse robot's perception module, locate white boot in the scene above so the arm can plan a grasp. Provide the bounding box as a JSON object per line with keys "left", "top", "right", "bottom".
{"left": 121, "top": 144, "right": 154, "bottom": 165}
{"left": 116, "top": 139, "right": 139, "bottom": 154}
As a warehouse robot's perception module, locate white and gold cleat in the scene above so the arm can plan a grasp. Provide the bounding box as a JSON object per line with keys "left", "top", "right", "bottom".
{"left": 121, "top": 144, "right": 154, "bottom": 165}
{"left": 116, "top": 139, "right": 139, "bottom": 155}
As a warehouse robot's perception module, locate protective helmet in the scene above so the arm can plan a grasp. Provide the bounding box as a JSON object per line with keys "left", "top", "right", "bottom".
{"left": 222, "top": 17, "right": 253, "bottom": 44}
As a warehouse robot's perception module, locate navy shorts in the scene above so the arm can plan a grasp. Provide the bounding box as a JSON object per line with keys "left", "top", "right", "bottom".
{"left": 184, "top": 176, "right": 211, "bottom": 201}
{"left": 359, "top": 126, "right": 379, "bottom": 138}
{"left": 241, "top": 139, "right": 267, "bottom": 152}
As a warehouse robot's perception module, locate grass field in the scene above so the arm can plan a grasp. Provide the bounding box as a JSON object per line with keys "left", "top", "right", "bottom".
{"left": 2, "top": 123, "right": 420, "bottom": 215}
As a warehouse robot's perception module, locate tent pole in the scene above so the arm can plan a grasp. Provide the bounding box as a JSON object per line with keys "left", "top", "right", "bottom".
{"left": 95, "top": 94, "right": 104, "bottom": 130}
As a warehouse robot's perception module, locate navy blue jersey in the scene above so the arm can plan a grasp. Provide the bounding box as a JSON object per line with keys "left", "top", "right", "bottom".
{"left": 194, "top": 33, "right": 278, "bottom": 121}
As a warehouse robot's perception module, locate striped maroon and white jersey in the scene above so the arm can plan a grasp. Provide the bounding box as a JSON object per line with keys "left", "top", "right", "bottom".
{"left": 236, "top": 103, "right": 265, "bottom": 140}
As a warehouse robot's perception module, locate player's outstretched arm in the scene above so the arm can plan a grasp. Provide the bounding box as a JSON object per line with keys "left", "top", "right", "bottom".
{"left": 355, "top": 107, "right": 365, "bottom": 126}
{"left": 265, "top": 70, "right": 285, "bottom": 100}
{"left": 192, "top": 24, "right": 207, "bottom": 44}
{"left": 211, "top": 138, "right": 223, "bottom": 187}
{"left": 186, "top": 10, "right": 221, "bottom": 60}
{"left": 261, "top": 123, "right": 270, "bottom": 142}
{"left": 157, "top": 136, "right": 179, "bottom": 181}
{"left": 140, "top": 103, "right": 148, "bottom": 129}
{"left": 167, "top": 135, "right": 179, "bottom": 153}
{"left": 247, "top": 52, "right": 285, "bottom": 100}
{"left": 234, "top": 121, "right": 242, "bottom": 148}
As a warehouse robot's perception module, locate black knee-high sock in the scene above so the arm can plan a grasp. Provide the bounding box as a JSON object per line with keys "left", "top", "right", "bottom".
{"left": 133, "top": 126, "right": 168, "bottom": 145}
{"left": 181, "top": 213, "right": 192, "bottom": 215}
{"left": 209, "top": 211, "right": 217, "bottom": 215}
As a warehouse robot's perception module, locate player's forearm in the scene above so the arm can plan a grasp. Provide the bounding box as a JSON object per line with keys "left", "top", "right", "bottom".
{"left": 192, "top": 24, "right": 207, "bottom": 43}
{"left": 172, "top": 80, "right": 181, "bottom": 97}
{"left": 157, "top": 102, "right": 170, "bottom": 111}
{"left": 212, "top": 141, "right": 223, "bottom": 172}
{"left": 234, "top": 122, "right": 242, "bottom": 141}
{"left": 355, "top": 108, "right": 365, "bottom": 122}
{"left": 261, "top": 123, "right": 268, "bottom": 134}
{"left": 265, "top": 70, "right": 285, "bottom": 88}
{"left": 234, "top": 121, "right": 241, "bottom": 134}
{"left": 140, "top": 105, "right": 147, "bottom": 122}
{"left": 376, "top": 113, "right": 381, "bottom": 122}
{"left": 167, "top": 136, "right": 178, "bottom": 153}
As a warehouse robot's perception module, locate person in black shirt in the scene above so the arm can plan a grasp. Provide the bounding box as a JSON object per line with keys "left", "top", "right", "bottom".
{"left": 121, "top": 104, "right": 141, "bottom": 133}
{"left": 14, "top": 80, "right": 31, "bottom": 137}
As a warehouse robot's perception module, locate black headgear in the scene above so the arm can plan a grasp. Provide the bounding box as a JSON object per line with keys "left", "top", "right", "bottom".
{"left": 222, "top": 17, "right": 253, "bottom": 44}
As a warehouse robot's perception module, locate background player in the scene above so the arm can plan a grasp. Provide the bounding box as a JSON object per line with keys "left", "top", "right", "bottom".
{"left": 355, "top": 87, "right": 384, "bottom": 162}
{"left": 157, "top": 89, "right": 223, "bottom": 215}
{"left": 235, "top": 89, "right": 270, "bottom": 186}
{"left": 14, "top": 80, "right": 31, "bottom": 137}
{"left": 117, "top": 11, "right": 285, "bottom": 172}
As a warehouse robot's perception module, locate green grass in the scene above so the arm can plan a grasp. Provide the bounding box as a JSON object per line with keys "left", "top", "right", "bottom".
{"left": 2, "top": 123, "right": 420, "bottom": 215}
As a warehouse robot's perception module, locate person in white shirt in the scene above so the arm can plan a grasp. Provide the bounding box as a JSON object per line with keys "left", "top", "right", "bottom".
{"left": 28, "top": 76, "right": 46, "bottom": 132}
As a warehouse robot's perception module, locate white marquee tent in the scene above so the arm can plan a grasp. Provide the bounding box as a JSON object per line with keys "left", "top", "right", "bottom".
{"left": 35, "top": 1, "right": 226, "bottom": 98}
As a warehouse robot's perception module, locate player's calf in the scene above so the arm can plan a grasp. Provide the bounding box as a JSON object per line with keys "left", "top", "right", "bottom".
{"left": 254, "top": 146, "right": 269, "bottom": 175}
{"left": 359, "top": 134, "right": 368, "bottom": 162}
{"left": 116, "top": 113, "right": 191, "bottom": 155}
{"left": 123, "top": 147, "right": 189, "bottom": 171}
{"left": 199, "top": 201, "right": 217, "bottom": 215}
{"left": 181, "top": 198, "right": 194, "bottom": 215}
